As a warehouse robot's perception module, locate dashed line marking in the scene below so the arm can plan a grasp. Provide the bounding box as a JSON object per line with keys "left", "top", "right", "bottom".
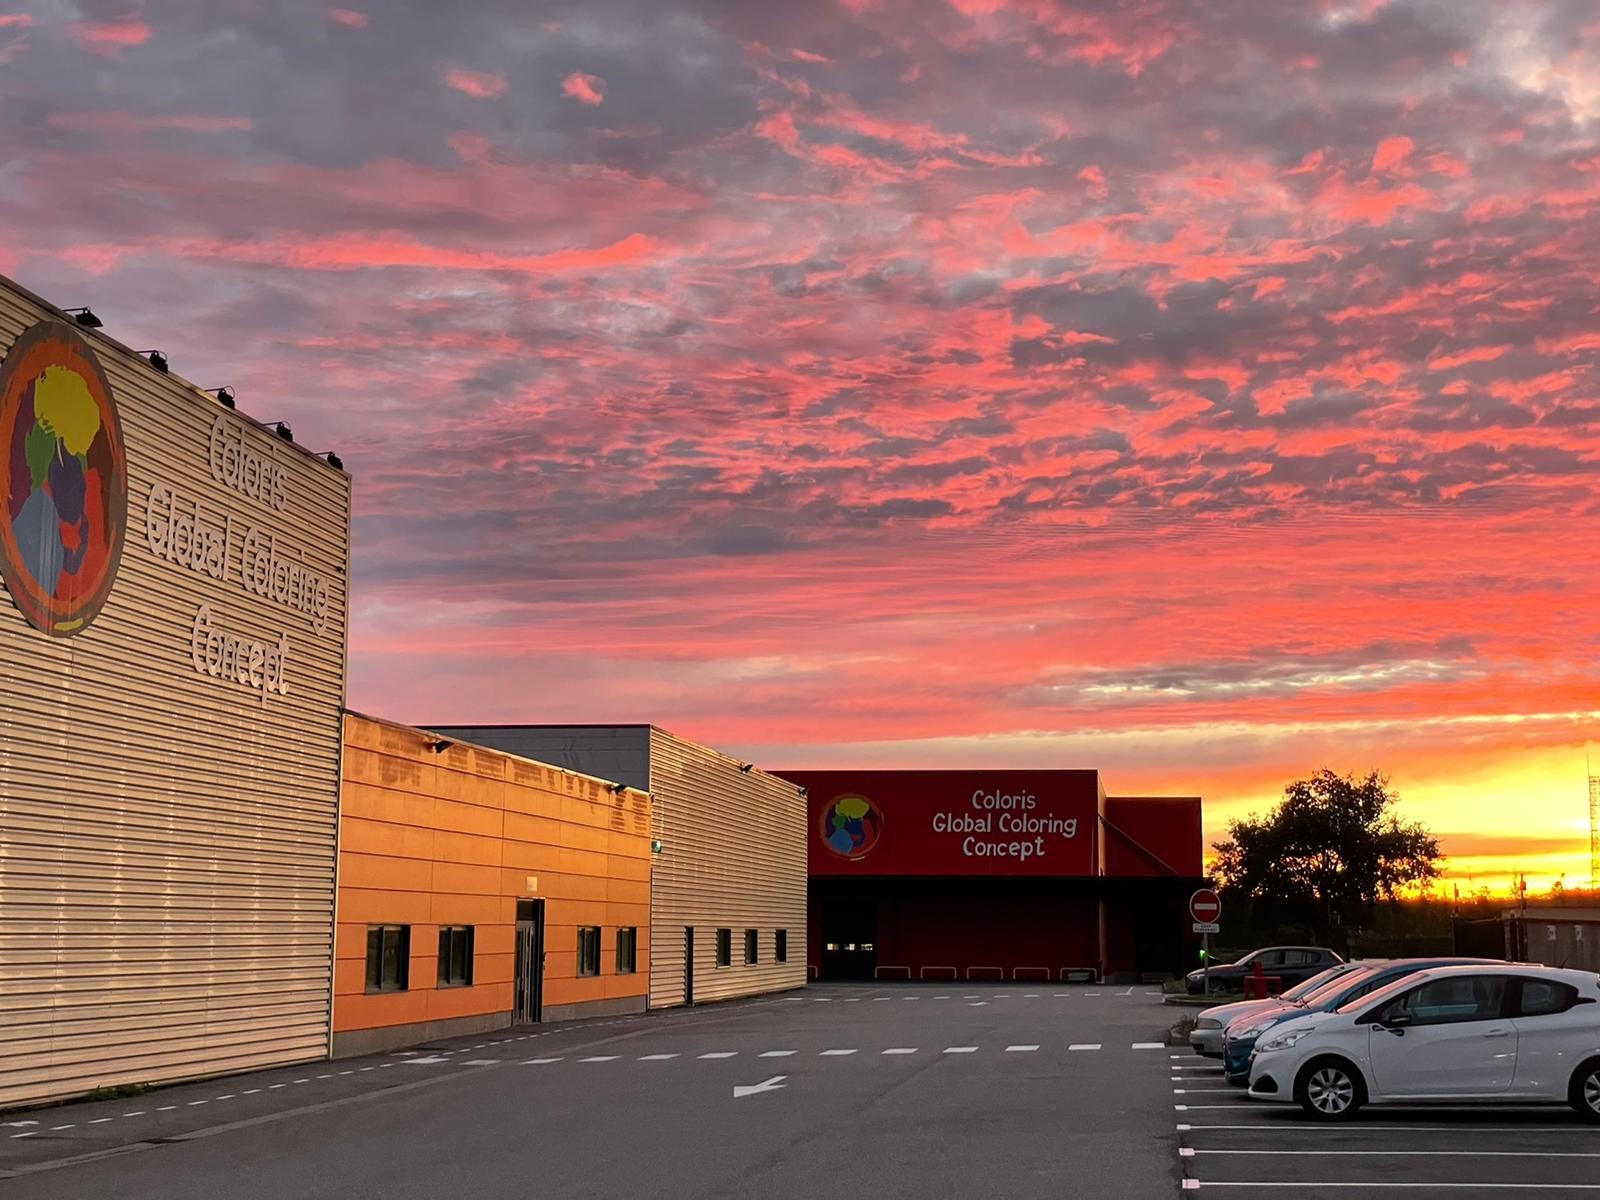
{"left": 760, "top": 1050, "right": 797, "bottom": 1057}
{"left": 10, "top": 1132, "right": 36, "bottom": 1139}
{"left": 187, "top": 1101, "right": 208, "bottom": 1107}
{"left": 698, "top": 1052, "right": 737, "bottom": 1060}
{"left": 883, "top": 1048, "right": 918, "bottom": 1055}
{"left": 639, "top": 1054, "right": 679, "bottom": 1061}
{"left": 1132, "top": 1042, "right": 1166, "bottom": 1050}
{"left": 1005, "top": 1045, "right": 1040, "bottom": 1052}
{"left": 524, "top": 1058, "right": 564, "bottom": 1065}
{"left": 123, "top": 1110, "right": 146, "bottom": 1116}
{"left": 579, "top": 1056, "right": 619, "bottom": 1063}
{"left": 1069, "top": 1043, "right": 1102, "bottom": 1051}
{"left": 463, "top": 1059, "right": 501, "bottom": 1066}
{"left": 944, "top": 1046, "right": 979, "bottom": 1054}
{"left": 50, "top": 1125, "right": 75, "bottom": 1131}
{"left": 820, "top": 1049, "right": 857, "bottom": 1056}
{"left": 88, "top": 1118, "right": 113, "bottom": 1125}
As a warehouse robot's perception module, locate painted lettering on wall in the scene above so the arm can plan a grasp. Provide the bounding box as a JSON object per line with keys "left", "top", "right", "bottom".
{"left": 928, "top": 789, "right": 1080, "bottom": 862}
{"left": 146, "top": 414, "right": 331, "bottom": 700}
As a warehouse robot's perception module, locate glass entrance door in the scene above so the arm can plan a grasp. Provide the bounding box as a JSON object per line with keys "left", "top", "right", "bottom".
{"left": 514, "top": 899, "right": 545, "bottom": 1024}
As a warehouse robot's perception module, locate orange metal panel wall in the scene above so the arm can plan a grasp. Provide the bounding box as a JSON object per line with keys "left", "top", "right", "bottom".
{"left": 335, "top": 714, "right": 651, "bottom": 1036}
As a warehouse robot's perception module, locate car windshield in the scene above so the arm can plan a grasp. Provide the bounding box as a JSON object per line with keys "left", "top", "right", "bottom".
{"left": 1297, "top": 965, "right": 1378, "bottom": 1007}
{"left": 1280, "top": 964, "right": 1353, "bottom": 1001}
{"left": 1335, "top": 969, "right": 1441, "bottom": 1015}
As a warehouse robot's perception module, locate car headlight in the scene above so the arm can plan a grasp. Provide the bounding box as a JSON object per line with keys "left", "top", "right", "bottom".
{"left": 1257, "top": 1028, "right": 1311, "bottom": 1054}
{"left": 1196, "top": 1018, "right": 1221, "bottom": 1030}
{"left": 1239, "top": 1020, "right": 1277, "bottom": 1039}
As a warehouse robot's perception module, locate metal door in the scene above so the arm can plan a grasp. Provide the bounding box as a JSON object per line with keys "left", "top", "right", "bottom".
{"left": 684, "top": 927, "right": 695, "bottom": 1005}
{"left": 514, "top": 899, "right": 545, "bottom": 1024}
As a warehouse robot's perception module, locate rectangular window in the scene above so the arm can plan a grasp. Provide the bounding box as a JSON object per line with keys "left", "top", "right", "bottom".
{"left": 616, "top": 926, "right": 637, "bottom": 975}
{"left": 744, "top": 928, "right": 758, "bottom": 965}
{"left": 775, "top": 929, "right": 788, "bottom": 963}
{"left": 437, "top": 925, "right": 474, "bottom": 987}
{"left": 365, "top": 925, "right": 410, "bottom": 993}
{"left": 716, "top": 928, "right": 732, "bottom": 967}
{"left": 578, "top": 926, "right": 601, "bottom": 977}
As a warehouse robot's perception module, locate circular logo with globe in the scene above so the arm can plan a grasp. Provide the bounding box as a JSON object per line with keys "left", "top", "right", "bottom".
{"left": 820, "top": 793, "right": 883, "bottom": 861}
{"left": 0, "top": 320, "right": 127, "bottom": 637}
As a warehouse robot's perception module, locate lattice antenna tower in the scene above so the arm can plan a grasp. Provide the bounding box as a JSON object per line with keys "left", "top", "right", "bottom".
{"left": 1591, "top": 752, "right": 1600, "bottom": 892}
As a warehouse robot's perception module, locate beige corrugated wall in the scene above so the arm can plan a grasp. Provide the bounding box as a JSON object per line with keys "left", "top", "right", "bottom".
{"left": 0, "top": 279, "right": 350, "bottom": 1106}
{"left": 647, "top": 729, "right": 806, "bottom": 1006}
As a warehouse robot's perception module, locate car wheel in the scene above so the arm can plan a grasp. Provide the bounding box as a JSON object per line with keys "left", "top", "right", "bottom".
{"left": 1295, "top": 1057, "right": 1365, "bottom": 1121}
{"left": 1569, "top": 1058, "right": 1600, "bottom": 1123}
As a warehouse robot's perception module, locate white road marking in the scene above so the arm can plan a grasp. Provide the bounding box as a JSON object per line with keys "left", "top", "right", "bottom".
{"left": 463, "top": 1059, "right": 501, "bottom": 1066}
{"left": 1005, "top": 1045, "right": 1040, "bottom": 1052}
{"left": 732, "top": 1075, "right": 787, "bottom": 1099}
{"left": 402, "top": 1056, "right": 449, "bottom": 1064}
{"left": 1199, "top": 1150, "right": 1600, "bottom": 1158}
{"left": 698, "top": 1052, "right": 738, "bottom": 1059}
{"left": 882, "top": 1048, "right": 918, "bottom": 1055}
{"left": 943, "top": 1046, "right": 978, "bottom": 1054}
{"left": 1132, "top": 1042, "right": 1166, "bottom": 1049}
{"left": 10, "top": 1132, "right": 35, "bottom": 1139}
{"left": 1121, "top": 987, "right": 1135, "bottom": 996}
{"left": 187, "top": 1101, "right": 207, "bottom": 1107}
{"left": 579, "top": 1056, "right": 620, "bottom": 1063}
{"left": 88, "top": 1118, "right": 113, "bottom": 1125}
{"left": 1180, "top": 1147, "right": 1196, "bottom": 1158}
{"left": 967, "top": 1002, "right": 989, "bottom": 1007}
{"left": 524, "top": 1058, "right": 564, "bottom": 1064}
{"left": 873, "top": 997, "right": 891, "bottom": 1001}
{"left": 215, "top": 1094, "right": 235, "bottom": 1100}
{"left": 124, "top": 1109, "right": 147, "bottom": 1115}
{"left": 760, "top": 1050, "right": 797, "bottom": 1057}
{"left": 1025, "top": 993, "right": 1040, "bottom": 998}
{"left": 50, "top": 1125, "right": 75, "bottom": 1131}
{"left": 820, "top": 1049, "right": 857, "bottom": 1056}
{"left": 639, "top": 1054, "right": 679, "bottom": 1061}
{"left": 1069, "top": 1043, "right": 1102, "bottom": 1051}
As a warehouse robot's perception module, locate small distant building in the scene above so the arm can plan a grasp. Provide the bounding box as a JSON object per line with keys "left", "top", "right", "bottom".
{"left": 1455, "top": 905, "right": 1600, "bottom": 973}
{"left": 779, "top": 770, "right": 1204, "bottom": 984}
{"left": 428, "top": 724, "right": 808, "bottom": 1008}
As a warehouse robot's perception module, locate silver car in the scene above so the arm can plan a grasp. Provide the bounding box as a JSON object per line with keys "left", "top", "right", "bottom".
{"left": 1190, "top": 962, "right": 1376, "bottom": 1057}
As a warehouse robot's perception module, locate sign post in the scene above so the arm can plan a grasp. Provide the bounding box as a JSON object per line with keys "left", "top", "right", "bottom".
{"left": 1189, "top": 888, "right": 1222, "bottom": 995}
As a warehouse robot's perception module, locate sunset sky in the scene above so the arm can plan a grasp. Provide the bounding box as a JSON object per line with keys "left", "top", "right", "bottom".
{"left": 5, "top": 1, "right": 1600, "bottom": 891}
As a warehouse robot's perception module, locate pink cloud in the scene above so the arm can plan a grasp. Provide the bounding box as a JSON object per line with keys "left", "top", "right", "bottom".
{"left": 790, "top": 48, "right": 832, "bottom": 64}
{"left": 562, "top": 72, "right": 606, "bottom": 106}
{"left": 65, "top": 19, "right": 151, "bottom": 56}
{"left": 1372, "top": 135, "right": 1415, "bottom": 174}
{"left": 49, "top": 111, "right": 253, "bottom": 137}
{"left": 444, "top": 68, "right": 507, "bottom": 99}
{"left": 0, "top": 13, "right": 32, "bottom": 28}
{"left": 328, "top": 9, "right": 368, "bottom": 28}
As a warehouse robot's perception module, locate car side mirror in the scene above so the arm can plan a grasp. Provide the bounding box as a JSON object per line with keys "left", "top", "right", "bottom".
{"left": 1385, "top": 1012, "right": 1413, "bottom": 1029}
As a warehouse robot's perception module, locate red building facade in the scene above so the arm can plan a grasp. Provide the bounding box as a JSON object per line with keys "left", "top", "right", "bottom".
{"left": 782, "top": 770, "right": 1203, "bottom": 984}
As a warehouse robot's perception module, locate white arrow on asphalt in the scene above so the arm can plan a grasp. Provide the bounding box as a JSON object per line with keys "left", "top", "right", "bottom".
{"left": 733, "top": 1075, "right": 788, "bottom": 1099}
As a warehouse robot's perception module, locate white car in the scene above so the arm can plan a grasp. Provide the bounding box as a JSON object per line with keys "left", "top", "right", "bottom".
{"left": 1190, "top": 962, "right": 1375, "bottom": 1057}
{"left": 1246, "top": 964, "right": 1600, "bottom": 1121}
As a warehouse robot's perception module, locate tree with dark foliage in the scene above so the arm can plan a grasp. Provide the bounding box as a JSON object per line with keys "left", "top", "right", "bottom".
{"left": 1212, "top": 769, "right": 1442, "bottom": 945}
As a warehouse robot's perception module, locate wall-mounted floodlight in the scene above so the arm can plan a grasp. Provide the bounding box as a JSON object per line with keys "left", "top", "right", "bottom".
{"left": 428, "top": 739, "right": 453, "bottom": 754}
{"left": 611, "top": 782, "right": 627, "bottom": 795}
{"left": 739, "top": 763, "right": 754, "bottom": 774}
{"left": 650, "top": 839, "right": 664, "bottom": 855}
{"left": 798, "top": 786, "right": 808, "bottom": 800}
{"left": 63, "top": 307, "right": 102, "bottom": 329}
{"left": 138, "top": 350, "right": 169, "bottom": 373}
{"left": 318, "top": 450, "right": 343, "bottom": 470}
{"left": 261, "top": 421, "right": 293, "bottom": 442}
{"left": 204, "top": 386, "right": 236, "bottom": 409}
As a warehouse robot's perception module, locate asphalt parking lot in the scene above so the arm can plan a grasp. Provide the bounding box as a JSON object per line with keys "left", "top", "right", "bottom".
{"left": 1173, "top": 1055, "right": 1600, "bottom": 1195}
{"left": 1, "top": 982, "right": 1183, "bottom": 1200}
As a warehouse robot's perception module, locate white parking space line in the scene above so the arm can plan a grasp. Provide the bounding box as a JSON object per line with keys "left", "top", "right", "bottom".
{"left": 1005, "top": 1045, "right": 1040, "bottom": 1052}
{"left": 698, "top": 1052, "right": 738, "bottom": 1059}
{"left": 820, "top": 1049, "right": 857, "bottom": 1056}
{"left": 639, "top": 1054, "right": 679, "bottom": 1061}
{"left": 1196, "top": 1150, "right": 1600, "bottom": 1159}
{"left": 760, "top": 1050, "right": 797, "bottom": 1057}
{"left": 1132, "top": 1042, "right": 1166, "bottom": 1049}
{"left": 1069, "top": 1043, "right": 1102, "bottom": 1051}
{"left": 943, "top": 1046, "right": 979, "bottom": 1054}
{"left": 882, "top": 1048, "right": 918, "bottom": 1055}
{"left": 1190, "top": 1185, "right": 1600, "bottom": 1191}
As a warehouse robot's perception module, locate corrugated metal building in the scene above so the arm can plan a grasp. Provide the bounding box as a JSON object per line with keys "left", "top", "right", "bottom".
{"left": 0, "top": 275, "right": 350, "bottom": 1106}
{"left": 428, "top": 725, "right": 807, "bottom": 1007}
{"left": 334, "top": 714, "right": 652, "bottom": 1056}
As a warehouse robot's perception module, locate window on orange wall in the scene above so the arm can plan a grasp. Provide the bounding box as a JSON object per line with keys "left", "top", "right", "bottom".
{"left": 716, "top": 928, "right": 732, "bottom": 967}
{"left": 616, "top": 927, "right": 637, "bottom": 975}
{"left": 744, "top": 929, "right": 758, "bottom": 966}
{"left": 437, "top": 926, "right": 474, "bottom": 987}
{"left": 365, "top": 925, "right": 410, "bottom": 993}
{"left": 775, "top": 930, "right": 788, "bottom": 963}
{"left": 578, "top": 926, "right": 601, "bottom": 977}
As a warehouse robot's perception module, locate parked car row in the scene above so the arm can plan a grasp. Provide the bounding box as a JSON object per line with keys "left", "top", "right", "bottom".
{"left": 1187, "top": 956, "right": 1600, "bottom": 1121}
{"left": 1185, "top": 944, "right": 1345, "bottom": 995}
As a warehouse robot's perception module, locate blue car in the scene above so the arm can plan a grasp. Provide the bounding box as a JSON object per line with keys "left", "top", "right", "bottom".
{"left": 1221, "top": 957, "right": 1497, "bottom": 1085}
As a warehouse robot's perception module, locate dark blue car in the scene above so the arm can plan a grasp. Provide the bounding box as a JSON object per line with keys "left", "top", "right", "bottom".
{"left": 1221, "top": 957, "right": 1497, "bottom": 1085}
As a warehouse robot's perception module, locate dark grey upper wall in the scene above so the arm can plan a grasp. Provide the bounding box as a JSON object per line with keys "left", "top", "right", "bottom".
{"left": 429, "top": 725, "right": 652, "bottom": 791}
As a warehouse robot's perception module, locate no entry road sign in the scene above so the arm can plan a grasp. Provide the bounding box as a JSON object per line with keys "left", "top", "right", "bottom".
{"left": 1189, "top": 888, "right": 1221, "bottom": 929}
